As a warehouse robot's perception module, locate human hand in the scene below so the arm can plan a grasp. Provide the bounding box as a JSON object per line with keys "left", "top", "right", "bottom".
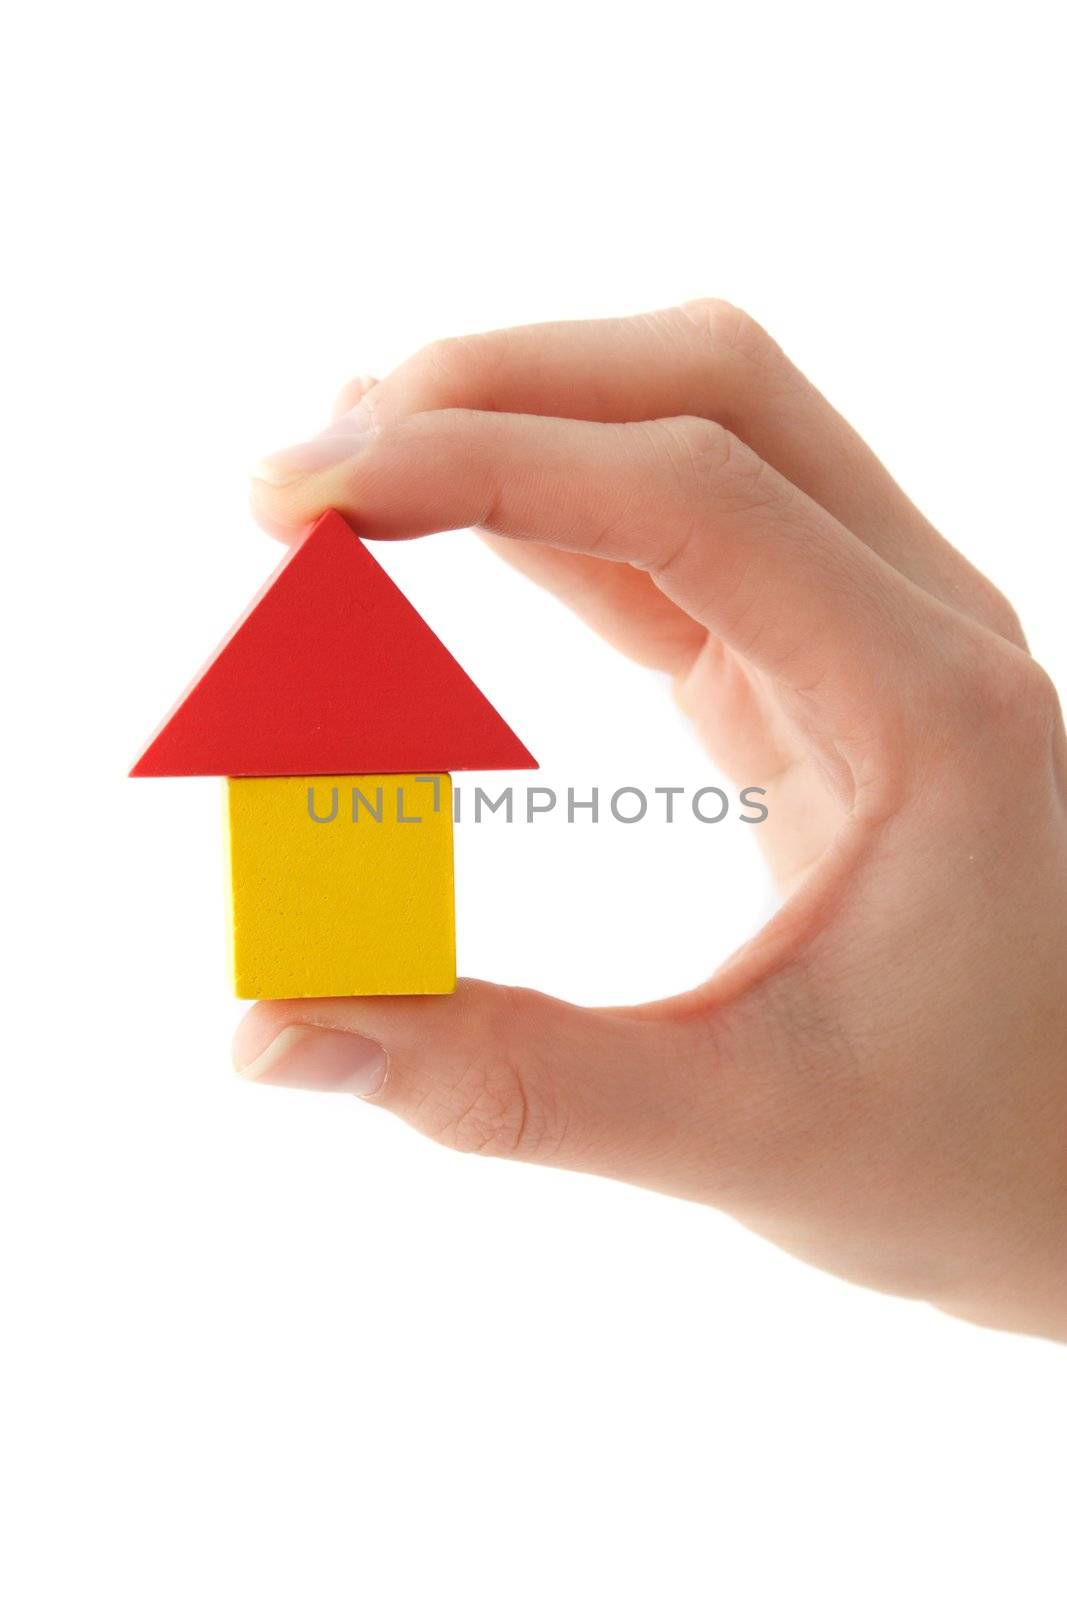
{"left": 237, "top": 304, "right": 1067, "bottom": 1340}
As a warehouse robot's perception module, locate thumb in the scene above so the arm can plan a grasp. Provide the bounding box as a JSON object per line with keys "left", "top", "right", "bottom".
{"left": 231, "top": 979, "right": 735, "bottom": 1187}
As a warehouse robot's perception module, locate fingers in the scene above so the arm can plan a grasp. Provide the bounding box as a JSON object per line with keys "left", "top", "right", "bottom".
{"left": 262, "top": 417, "right": 706, "bottom": 677}
{"left": 232, "top": 980, "right": 737, "bottom": 1193}
{"left": 330, "top": 373, "right": 378, "bottom": 419}
{"left": 315, "top": 301, "right": 1002, "bottom": 631}
{"left": 252, "top": 405, "right": 943, "bottom": 778}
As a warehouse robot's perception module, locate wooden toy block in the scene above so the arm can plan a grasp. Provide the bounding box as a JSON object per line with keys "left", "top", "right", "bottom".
{"left": 131, "top": 510, "right": 535, "bottom": 999}
{"left": 130, "top": 509, "right": 536, "bottom": 777}
{"left": 226, "top": 775, "right": 455, "bottom": 998}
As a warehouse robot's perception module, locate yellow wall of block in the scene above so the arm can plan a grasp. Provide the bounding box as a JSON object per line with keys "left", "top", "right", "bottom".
{"left": 225, "top": 774, "right": 455, "bottom": 998}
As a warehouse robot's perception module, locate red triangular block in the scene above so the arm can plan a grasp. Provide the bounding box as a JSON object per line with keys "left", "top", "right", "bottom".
{"left": 131, "top": 510, "right": 536, "bottom": 776}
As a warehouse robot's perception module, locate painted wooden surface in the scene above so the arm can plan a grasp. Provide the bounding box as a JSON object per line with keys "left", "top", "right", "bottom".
{"left": 226, "top": 773, "right": 455, "bottom": 998}
{"left": 132, "top": 510, "right": 536, "bottom": 777}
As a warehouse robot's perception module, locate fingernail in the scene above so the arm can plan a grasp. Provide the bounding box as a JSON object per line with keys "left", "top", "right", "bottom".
{"left": 235, "top": 1024, "right": 388, "bottom": 1096}
{"left": 253, "top": 403, "right": 377, "bottom": 488}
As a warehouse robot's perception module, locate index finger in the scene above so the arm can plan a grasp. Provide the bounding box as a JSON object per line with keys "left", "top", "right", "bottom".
{"left": 252, "top": 404, "right": 961, "bottom": 783}
{"left": 347, "top": 301, "right": 961, "bottom": 602}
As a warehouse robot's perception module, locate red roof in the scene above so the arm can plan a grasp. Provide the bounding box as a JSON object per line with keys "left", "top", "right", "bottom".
{"left": 131, "top": 510, "right": 536, "bottom": 776}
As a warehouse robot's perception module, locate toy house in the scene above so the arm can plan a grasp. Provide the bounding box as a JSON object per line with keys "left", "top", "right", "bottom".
{"left": 131, "top": 509, "right": 536, "bottom": 997}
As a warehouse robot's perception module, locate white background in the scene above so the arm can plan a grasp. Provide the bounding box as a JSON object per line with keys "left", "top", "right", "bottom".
{"left": 3, "top": 3, "right": 1065, "bottom": 1595}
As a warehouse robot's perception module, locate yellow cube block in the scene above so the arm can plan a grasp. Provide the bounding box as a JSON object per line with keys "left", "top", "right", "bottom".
{"left": 225, "top": 774, "right": 455, "bottom": 998}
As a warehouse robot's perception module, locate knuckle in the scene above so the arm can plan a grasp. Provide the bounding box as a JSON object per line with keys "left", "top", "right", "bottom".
{"left": 974, "top": 578, "right": 1028, "bottom": 649}
{"left": 434, "top": 1059, "right": 534, "bottom": 1157}
{"left": 949, "top": 632, "right": 1061, "bottom": 749}
{"left": 406, "top": 332, "right": 493, "bottom": 402}
{"left": 654, "top": 414, "right": 784, "bottom": 513}
{"left": 640, "top": 417, "right": 792, "bottom": 594}
{"left": 333, "top": 375, "right": 371, "bottom": 415}
{"left": 655, "top": 412, "right": 734, "bottom": 478}
{"left": 995, "top": 651, "right": 1061, "bottom": 732}
{"left": 675, "top": 297, "right": 785, "bottom": 378}
{"left": 420, "top": 996, "right": 565, "bottom": 1162}
{"left": 912, "top": 634, "right": 1064, "bottom": 822}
